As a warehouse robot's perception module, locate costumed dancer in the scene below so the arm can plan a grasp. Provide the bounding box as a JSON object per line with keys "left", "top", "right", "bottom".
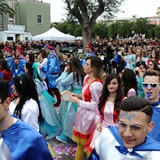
{"left": 3, "top": 46, "right": 15, "bottom": 94}
{"left": 85, "top": 43, "right": 96, "bottom": 59}
{"left": 9, "top": 74, "right": 44, "bottom": 131}
{"left": 70, "top": 56, "right": 103, "bottom": 160}
{"left": 85, "top": 73, "right": 122, "bottom": 156}
{"left": 56, "top": 57, "right": 85, "bottom": 143}
{"left": 16, "top": 46, "right": 26, "bottom": 75}
{"left": 25, "top": 62, "right": 61, "bottom": 140}
{"left": 44, "top": 44, "right": 61, "bottom": 107}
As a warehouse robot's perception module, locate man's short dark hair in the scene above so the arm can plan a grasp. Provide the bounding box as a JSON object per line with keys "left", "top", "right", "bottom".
{"left": 121, "top": 96, "right": 153, "bottom": 122}
{"left": 143, "top": 70, "right": 160, "bottom": 83}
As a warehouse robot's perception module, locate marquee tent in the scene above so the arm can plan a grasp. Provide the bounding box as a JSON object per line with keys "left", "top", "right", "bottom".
{"left": 32, "top": 27, "right": 75, "bottom": 43}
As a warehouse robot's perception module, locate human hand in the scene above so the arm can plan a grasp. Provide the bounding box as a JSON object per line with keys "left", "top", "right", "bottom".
{"left": 71, "top": 93, "right": 82, "bottom": 99}
{"left": 70, "top": 95, "right": 79, "bottom": 103}
{"left": 96, "top": 122, "right": 103, "bottom": 132}
{"left": 135, "top": 67, "right": 140, "bottom": 72}
{"left": 64, "top": 65, "right": 70, "bottom": 72}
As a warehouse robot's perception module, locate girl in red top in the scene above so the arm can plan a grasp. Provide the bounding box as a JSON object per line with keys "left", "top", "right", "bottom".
{"left": 70, "top": 56, "right": 103, "bottom": 160}
{"left": 85, "top": 73, "right": 122, "bottom": 155}
{"left": 0, "top": 59, "right": 11, "bottom": 82}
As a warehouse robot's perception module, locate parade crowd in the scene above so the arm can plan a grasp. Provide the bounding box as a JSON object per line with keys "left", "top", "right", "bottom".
{"left": 0, "top": 37, "right": 160, "bottom": 160}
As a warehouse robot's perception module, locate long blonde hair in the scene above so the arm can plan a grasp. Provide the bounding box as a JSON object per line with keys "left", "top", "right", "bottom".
{"left": 134, "top": 47, "right": 143, "bottom": 64}
{"left": 87, "top": 56, "right": 104, "bottom": 84}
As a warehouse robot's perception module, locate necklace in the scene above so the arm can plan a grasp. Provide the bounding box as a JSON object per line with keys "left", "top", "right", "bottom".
{"left": 0, "top": 116, "right": 11, "bottom": 127}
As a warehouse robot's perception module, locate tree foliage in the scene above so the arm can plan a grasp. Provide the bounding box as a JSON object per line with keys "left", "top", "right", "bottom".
{"left": 52, "top": 21, "right": 81, "bottom": 37}
{"left": 154, "top": 25, "right": 160, "bottom": 39}
{"left": 0, "top": 0, "right": 15, "bottom": 17}
{"left": 63, "top": 0, "right": 125, "bottom": 48}
{"left": 107, "top": 18, "right": 156, "bottom": 39}
{"left": 52, "top": 17, "right": 159, "bottom": 40}
{"left": 93, "top": 22, "right": 108, "bottom": 38}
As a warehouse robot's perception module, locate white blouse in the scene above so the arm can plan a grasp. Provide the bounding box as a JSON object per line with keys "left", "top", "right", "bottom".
{"left": 9, "top": 98, "right": 39, "bottom": 131}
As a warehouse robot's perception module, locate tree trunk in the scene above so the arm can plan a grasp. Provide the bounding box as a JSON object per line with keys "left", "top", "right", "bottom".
{"left": 81, "top": 25, "right": 93, "bottom": 54}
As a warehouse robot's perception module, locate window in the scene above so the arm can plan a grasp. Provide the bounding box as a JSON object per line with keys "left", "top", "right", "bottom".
{"left": 25, "top": 37, "right": 29, "bottom": 41}
{"left": 8, "top": 14, "right": 14, "bottom": 23}
{"left": 37, "top": 15, "right": 43, "bottom": 24}
{"left": 7, "top": 37, "right": 13, "bottom": 41}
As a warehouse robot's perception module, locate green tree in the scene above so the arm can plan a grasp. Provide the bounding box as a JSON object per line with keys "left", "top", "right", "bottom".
{"left": 154, "top": 25, "right": 160, "bottom": 39}
{"left": 132, "top": 18, "right": 148, "bottom": 36}
{"left": 108, "top": 22, "right": 121, "bottom": 39}
{"left": 53, "top": 21, "right": 82, "bottom": 37}
{"left": 93, "top": 22, "right": 108, "bottom": 38}
{"left": 63, "top": 0, "right": 125, "bottom": 48}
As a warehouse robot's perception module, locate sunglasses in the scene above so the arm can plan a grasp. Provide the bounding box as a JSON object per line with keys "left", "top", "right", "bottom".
{"left": 142, "top": 83, "right": 159, "bottom": 88}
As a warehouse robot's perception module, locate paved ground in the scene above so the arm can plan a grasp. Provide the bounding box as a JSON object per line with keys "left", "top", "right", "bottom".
{"left": 47, "top": 138, "right": 87, "bottom": 160}
{"left": 48, "top": 106, "right": 87, "bottom": 160}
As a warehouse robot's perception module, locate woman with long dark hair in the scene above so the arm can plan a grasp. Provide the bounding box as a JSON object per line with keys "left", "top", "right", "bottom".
{"left": 70, "top": 56, "right": 103, "bottom": 160}
{"left": 25, "top": 62, "right": 60, "bottom": 140}
{"left": 85, "top": 73, "right": 122, "bottom": 155}
{"left": 9, "top": 73, "right": 43, "bottom": 131}
{"left": 148, "top": 60, "right": 159, "bottom": 71}
{"left": 135, "top": 61, "right": 147, "bottom": 98}
{"left": 122, "top": 68, "right": 137, "bottom": 97}
{"left": 56, "top": 57, "right": 86, "bottom": 143}
{"left": 0, "top": 59, "right": 11, "bottom": 82}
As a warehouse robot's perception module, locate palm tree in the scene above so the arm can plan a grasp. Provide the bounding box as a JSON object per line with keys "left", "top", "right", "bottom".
{"left": 0, "top": 0, "right": 15, "bottom": 16}
{"left": 0, "top": 0, "right": 15, "bottom": 30}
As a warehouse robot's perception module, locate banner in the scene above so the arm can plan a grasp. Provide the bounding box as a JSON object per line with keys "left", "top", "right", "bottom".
{"left": 8, "top": 25, "right": 25, "bottom": 32}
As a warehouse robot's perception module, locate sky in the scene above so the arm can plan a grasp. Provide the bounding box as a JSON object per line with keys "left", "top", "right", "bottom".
{"left": 42, "top": 0, "right": 160, "bottom": 22}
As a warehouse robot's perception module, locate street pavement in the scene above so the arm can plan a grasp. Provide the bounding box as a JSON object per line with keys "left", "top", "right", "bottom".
{"left": 47, "top": 137, "right": 87, "bottom": 160}
{"left": 48, "top": 106, "right": 87, "bottom": 160}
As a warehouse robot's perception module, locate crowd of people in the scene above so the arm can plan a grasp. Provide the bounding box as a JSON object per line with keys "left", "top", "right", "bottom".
{"left": 0, "top": 37, "right": 160, "bottom": 160}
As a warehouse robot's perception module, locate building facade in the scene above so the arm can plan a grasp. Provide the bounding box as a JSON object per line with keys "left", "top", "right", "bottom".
{"left": 97, "top": 7, "right": 160, "bottom": 26}
{"left": 0, "top": 0, "right": 51, "bottom": 36}
{"left": 148, "top": 7, "right": 160, "bottom": 25}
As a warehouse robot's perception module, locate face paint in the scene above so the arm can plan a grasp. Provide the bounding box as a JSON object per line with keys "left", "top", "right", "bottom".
{"left": 119, "top": 112, "right": 135, "bottom": 121}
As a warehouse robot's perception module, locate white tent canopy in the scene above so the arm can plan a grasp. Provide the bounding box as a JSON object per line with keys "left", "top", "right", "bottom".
{"left": 32, "top": 27, "right": 75, "bottom": 43}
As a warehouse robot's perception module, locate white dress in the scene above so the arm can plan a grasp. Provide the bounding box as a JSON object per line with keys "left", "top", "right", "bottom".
{"left": 9, "top": 98, "right": 39, "bottom": 131}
